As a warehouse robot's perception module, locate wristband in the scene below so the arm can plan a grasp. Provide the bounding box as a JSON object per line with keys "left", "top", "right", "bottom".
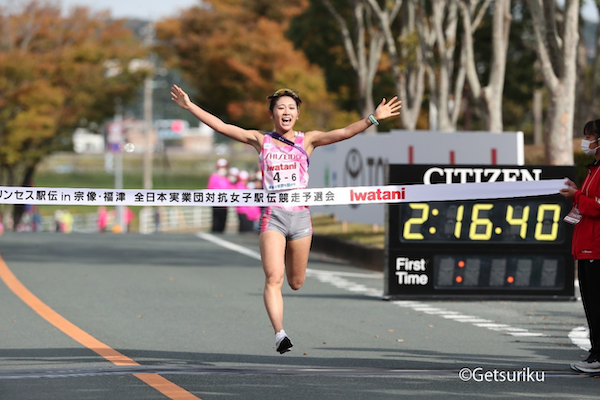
{"left": 368, "top": 114, "right": 380, "bottom": 126}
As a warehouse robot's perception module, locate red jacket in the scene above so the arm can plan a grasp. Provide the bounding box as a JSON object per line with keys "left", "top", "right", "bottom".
{"left": 572, "top": 162, "right": 600, "bottom": 259}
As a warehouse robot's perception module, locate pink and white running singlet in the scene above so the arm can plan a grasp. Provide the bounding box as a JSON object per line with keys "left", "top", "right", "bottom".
{"left": 259, "top": 131, "right": 309, "bottom": 194}
{"left": 259, "top": 131, "right": 312, "bottom": 239}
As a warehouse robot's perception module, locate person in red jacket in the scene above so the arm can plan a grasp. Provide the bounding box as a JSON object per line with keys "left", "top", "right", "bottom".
{"left": 560, "top": 119, "right": 600, "bottom": 373}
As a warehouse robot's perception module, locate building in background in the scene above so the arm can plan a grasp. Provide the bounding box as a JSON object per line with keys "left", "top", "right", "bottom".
{"left": 73, "top": 119, "right": 214, "bottom": 154}
{"left": 73, "top": 128, "right": 105, "bottom": 154}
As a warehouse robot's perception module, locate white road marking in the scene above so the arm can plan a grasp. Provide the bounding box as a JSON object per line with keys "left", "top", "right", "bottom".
{"left": 567, "top": 281, "right": 588, "bottom": 349}
{"left": 306, "top": 271, "right": 382, "bottom": 297}
{"left": 392, "top": 300, "right": 545, "bottom": 337}
{"left": 196, "top": 232, "right": 262, "bottom": 261}
{"left": 196, "top": 232, "right": 383, "bottom": 280}
{"left": 196, "top": 232, "right": 551, "bottom": 340}
{"left": 569, "top": 326, "right": 591, "bottom": 351}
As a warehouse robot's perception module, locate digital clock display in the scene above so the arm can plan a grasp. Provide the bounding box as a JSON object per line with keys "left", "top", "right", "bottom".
{"left": 433, "top": 254, "right": 564, "bottom": 289}
{"left": 399, "top": 198, "right": 565, "bottom": 244}
{"left": 385, "top": 164, "right": 576, "bottom": 300}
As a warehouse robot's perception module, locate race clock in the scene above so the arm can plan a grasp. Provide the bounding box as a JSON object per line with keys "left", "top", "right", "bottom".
{"left": 385, "top": 164, "right": 575, "bottom": 299}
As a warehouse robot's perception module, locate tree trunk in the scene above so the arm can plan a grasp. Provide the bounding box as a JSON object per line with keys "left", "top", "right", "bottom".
{"left": 321, "top": 0, "right": 384, "bottom": 133}
{"left": 461, "top": 0, "right": 509, "bottom": 133}
{"left": 586, "top": 1, "right": 600, "bottom": 125}
{"left": 533, "top": 88, "right": 543, "bottom": 145}
{"left": 546, "top": 90, "right": 575, "bottom": 165}
{"left": 483, "top": 0, "right": 510, "bottom": 132}
{"left": 573, "top": 36, "right": 588, "bottom": 138}
{"left": 526, "top": 0, "right": 579, "bottom": 165}
{"left": 418, "top": 0, "right": 467, "bottom": 132}
{"left": 367, "top": 0, "right": 425, "bottom": 130}
{"left": 12, "top": 163, "right": 37, "bottom": 229}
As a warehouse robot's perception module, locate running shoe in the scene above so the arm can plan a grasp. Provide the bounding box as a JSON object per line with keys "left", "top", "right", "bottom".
{"left": 276, "top": 336, "right": 293, "bottom": 354}
{"left": 275, "top": 330, "right": 293, "bottom": 354}
{"left": 571, "top": 358, "right": 600, "bottom": 373}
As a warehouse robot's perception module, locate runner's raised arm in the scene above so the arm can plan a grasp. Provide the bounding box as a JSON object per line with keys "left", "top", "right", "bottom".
{"left": 170, "top": 84, "right": 262, "bottom": 152}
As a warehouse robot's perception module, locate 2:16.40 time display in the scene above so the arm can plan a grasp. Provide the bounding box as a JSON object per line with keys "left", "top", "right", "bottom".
{"left": 399, "top": 199, "right": 565, "bottom": 244}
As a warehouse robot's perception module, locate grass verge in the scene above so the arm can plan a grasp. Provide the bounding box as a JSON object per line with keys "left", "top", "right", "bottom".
{"left": 311, "top": 213, "right": 385, "bottom": 249}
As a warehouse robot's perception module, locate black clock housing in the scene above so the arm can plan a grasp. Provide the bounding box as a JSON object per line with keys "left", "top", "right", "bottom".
{"left": 385, "top": 164, "right": 576, "bottom": 300}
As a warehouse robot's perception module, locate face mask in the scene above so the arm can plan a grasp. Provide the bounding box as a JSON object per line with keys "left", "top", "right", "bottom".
{"left": 581, "top": 139, "right": 599, "bottom": 155}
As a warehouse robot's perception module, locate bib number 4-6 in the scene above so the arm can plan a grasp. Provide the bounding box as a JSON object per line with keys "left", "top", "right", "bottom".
{"left": 273, "top": 172, "right": 297, "bottom": 183}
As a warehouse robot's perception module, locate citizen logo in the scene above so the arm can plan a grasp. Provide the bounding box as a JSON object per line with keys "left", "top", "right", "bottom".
{"left": 422, "top": 167, "right": 543, "bottom": 184}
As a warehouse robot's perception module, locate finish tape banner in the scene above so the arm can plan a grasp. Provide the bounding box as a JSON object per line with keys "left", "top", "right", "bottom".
{"left": 0, "top": 179, "right": 567, "bottom": 207}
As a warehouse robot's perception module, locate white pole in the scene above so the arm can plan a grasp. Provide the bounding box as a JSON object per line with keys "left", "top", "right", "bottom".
{"left": 143, "top": 21, "right": 155, "bottom": 229}
{"left": 114, "top": 107, "right": 125, "bottom": 233}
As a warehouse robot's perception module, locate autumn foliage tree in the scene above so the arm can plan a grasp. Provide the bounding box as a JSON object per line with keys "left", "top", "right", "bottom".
{"left": 155, "top": 0, "right": 359, "bottom": 135}
{"left": 0, "top": 1, "right": 147, "bottom": 225}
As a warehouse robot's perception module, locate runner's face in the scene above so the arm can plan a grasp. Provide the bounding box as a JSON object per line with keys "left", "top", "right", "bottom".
{"left": 270, "top": 96, "right": 298, "bottom": 133}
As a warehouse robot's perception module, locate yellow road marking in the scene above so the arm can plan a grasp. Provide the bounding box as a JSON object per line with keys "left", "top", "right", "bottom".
{"left": 0, "top": 254, "right": 201, "bottom": 400}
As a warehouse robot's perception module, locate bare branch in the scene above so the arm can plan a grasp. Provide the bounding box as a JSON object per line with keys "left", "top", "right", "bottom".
{"left": 525, "top": 0, "right": 560, "bottom": 92}
{"left": 320, "top": 0, "right": 360, "bottom": 71}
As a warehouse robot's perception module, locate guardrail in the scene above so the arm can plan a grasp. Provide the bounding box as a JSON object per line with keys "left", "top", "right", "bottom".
{"left": 38, "top": 213, "right": 99, "bottom": 233}
{"left": 139, "top": 207, "right": 239, "bottom": 234}
{"left": 27, "top": 207, "right": 240, "bottom": 234}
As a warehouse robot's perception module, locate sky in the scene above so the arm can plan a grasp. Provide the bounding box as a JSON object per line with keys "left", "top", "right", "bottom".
{"left": 0, "top": 0, "right": 595, "bottom": 23}
{"left": 59, "top": 0, "right": 202, "bottom": 21}
{"left": 55, "top": 0, "right": 598, "bottom": 23}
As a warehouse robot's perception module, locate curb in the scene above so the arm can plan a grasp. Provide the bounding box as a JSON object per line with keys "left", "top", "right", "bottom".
{"left": 311, "top": 234, "right": 384, "bottom": 272}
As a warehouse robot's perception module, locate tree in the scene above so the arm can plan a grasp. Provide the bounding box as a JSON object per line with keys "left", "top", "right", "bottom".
{"left": 320, "top": 0, "right": 385, "bottom": 132}
{"left": 367, "top": 0, "right": 426, "bottom": 130}
{"left": 0, "top": 1, "right": 147, "bottom": 226}
{"left": 525, "top": 0, "right": 580, "bottom": 165}
{"left": 461, "top": 0, "right": 511, "bottom": 133}
{"left": 415, "top": 0, "right": 469, "bottom": 132}
{"left": 589, "top": 1, "right": 600, "bottom": 122}
{"left": 473, "top": 1, "right": 539, "bottom": 138}
{"left": 575, "top": 0, "right": 600, "bottom": 136}
{"left": 156, "top": 0, "right": 359, "bottom": 134}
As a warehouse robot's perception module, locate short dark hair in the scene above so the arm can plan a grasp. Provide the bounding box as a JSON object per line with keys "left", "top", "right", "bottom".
{"left": 583, "top": 119, "right": 600, "bottom": 138}
{"left": 267, "top": 88, "right": 302, "bottom": 111}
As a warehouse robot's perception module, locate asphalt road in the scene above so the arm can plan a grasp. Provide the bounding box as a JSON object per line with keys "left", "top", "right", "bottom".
{"left": 0, "top": 232, "right": 597, "bottom": 400}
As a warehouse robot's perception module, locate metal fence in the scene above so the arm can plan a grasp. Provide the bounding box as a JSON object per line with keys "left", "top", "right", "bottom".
{"left": 39, "top": 213, "right": 99, "bottom": 233}
{"left": 31, "top": 207, "right": 240, "bottom": 234}
{"left": 139, "top": 207, "right": 239, "bottom": 234}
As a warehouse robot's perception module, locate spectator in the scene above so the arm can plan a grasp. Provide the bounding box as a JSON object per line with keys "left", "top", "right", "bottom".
{"left": 236, "top": 170, "right": 260, "bottom": 233}
{"left": 125, "top": 206, "right": 134, "bottom": 232}
{"left": 54, "top": 210, "right": 63, "bottom": 232}
{"left": 98, "top": 206, "right": 108, "bottom": 233}
{"left": 207, "top": 158, "right": 230, "bottom": 233}
{"left": 31, "top": 207, "right": 42, "bottom": 232}
{"left": 60, "top": 210, "right": 73, "bottom": 233}
{"left": 154, "top": 207, "right": 161, "bottom": 233}
{"left": 560, "top": 119, "right": 600, "bottom": 373}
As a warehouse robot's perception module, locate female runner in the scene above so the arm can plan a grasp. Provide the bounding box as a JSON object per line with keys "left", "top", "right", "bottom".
{"left": 171, "top": 85, "right": 401, "bottom": 353}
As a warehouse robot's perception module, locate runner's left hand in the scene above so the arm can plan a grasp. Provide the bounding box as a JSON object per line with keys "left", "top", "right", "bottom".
{"left": 374, "top": 97, "right": 402, "bottom": 121}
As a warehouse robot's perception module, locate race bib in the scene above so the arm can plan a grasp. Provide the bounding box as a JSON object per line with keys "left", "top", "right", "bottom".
{"left": 263, "top": 160, "right": 303, "bottom": 191}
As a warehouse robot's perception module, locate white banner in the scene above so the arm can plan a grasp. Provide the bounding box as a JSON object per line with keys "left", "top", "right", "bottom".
{"left": 0, "top": 179, "right": 567, "bottom": 207}
{"left": 309, "top": 130, "right": 524, "bottom": 225}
